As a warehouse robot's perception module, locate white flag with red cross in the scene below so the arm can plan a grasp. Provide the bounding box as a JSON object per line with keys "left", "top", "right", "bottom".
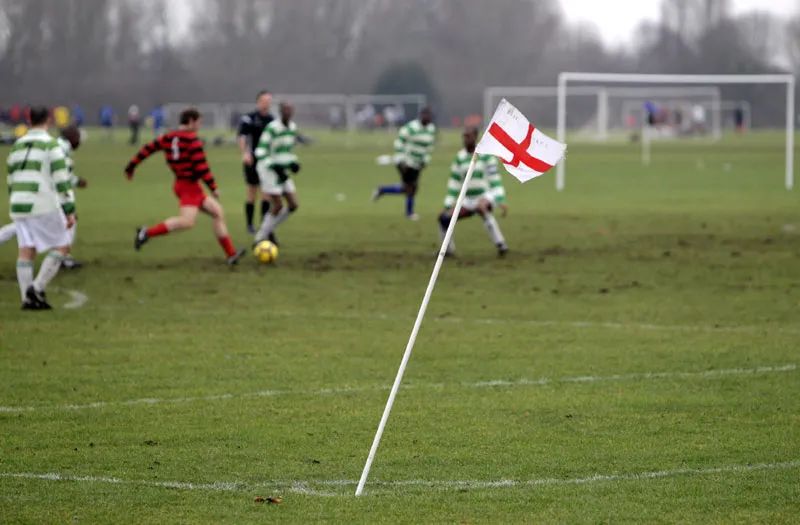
{"left": 476, "top": 98, "right": 566, "bottom": 183}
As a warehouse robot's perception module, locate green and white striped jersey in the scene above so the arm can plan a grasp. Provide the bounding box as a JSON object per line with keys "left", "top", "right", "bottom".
{"left": 57, "top": 136, "right": 80, "bottom": 189}
{"left": 6, "top": 128, "right": 75, "bottom": 219}
{"left": 394, "top": 119, "right": 436, "bottom": 170}
{"left": 444, "top": 149, "right": 506, "bottom": 209}
{"left": 254, "top": 119, "right": 299, "bottom": 169}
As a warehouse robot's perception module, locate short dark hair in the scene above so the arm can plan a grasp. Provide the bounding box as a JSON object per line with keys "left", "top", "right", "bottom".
{"left": 256, "top": 90, "right": 271, "bottom": 100}
{"left": 179, "top": 107, "right": 201, "bottom": 125}
{"left": 29, "top": 106, "right": 50, "bottom": 126}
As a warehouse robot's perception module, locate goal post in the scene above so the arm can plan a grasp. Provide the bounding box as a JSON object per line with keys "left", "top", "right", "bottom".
{"left": 556, "top": 72, "right": 796, "bottom": 191}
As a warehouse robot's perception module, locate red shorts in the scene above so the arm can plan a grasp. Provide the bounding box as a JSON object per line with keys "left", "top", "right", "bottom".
{"left": 173, "top": 180, "right": 207, "bottom": 208}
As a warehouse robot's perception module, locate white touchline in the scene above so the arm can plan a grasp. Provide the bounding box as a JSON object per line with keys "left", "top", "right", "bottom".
{"left": 1, "top": 460, "right": 798, "bottom": 496}
{"left": 0, "top": 364, "right": 794, "bottom": 414}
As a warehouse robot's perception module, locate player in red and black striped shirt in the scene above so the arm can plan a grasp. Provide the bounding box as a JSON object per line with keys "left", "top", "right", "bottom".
{"left": 124, "top": 108, "right": 245, "bottom": 264}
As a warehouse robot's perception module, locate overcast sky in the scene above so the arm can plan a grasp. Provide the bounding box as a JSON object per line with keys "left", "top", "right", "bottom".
{"left": 561, "top": 0, "right": 798, "bottom": 45}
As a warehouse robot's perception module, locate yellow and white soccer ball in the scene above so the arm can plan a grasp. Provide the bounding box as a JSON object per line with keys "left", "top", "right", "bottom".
{"left": 253, "top": 240, "right": 279, "bottom": 264}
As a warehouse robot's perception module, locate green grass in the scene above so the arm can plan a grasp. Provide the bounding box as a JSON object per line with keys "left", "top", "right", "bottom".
{"left": 1, "top": 129, "right": 799, "bottom": 523}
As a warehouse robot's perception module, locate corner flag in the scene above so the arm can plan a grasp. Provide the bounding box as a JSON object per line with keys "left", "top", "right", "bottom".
{"left": 355, "top": 100, "right": 566, "bottom": 496}
{"left": 476, "top": 98, "right": 566, "bottom": 182}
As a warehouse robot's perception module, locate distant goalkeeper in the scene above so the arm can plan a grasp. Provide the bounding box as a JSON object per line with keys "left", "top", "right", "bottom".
{"left": 438, "top": 127, "right": 508, "bottom": 257}
{"left": 372, "top": 106, "right": 436, "bottom": 220}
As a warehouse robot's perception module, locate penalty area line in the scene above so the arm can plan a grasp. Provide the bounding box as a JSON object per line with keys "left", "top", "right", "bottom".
{"left": 0, "top": 364, "right": 795, "bottom": 414}
{"left": 1, "top": 459, "right": 797, "bottom": 497}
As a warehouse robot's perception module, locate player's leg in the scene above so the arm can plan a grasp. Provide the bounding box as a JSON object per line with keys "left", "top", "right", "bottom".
{"left": 270, "top": 187, "right": 299, "bottom": 233}
{"left": 61, "top": 224, "right": 82, "bottom": 269}
{"left": 16, "top": 245, "right": 36, "bottom": 306}
{"left": 402, "top": 168, "right": 421, "bottom": 220}
{"left": 372, "top": 165, "right": 408, "bottom": 201}
{"left": 201, "top": 195, "right": 244, "bottom": 263}
{"left": 477, "top": 199, "right": 508, "bottom": 256}
{"left": 254, "top": 193, "right": 284, "bottom": 243}
{"left": 254, "top": 167, "right": 286, "bottom": 243}
{"left": 29, "top": 244, "right": 69, "bottom": 308}
{"left": 243, "top": 164, "right": 261, "bottom": 234}
{"left": 17, "top": 211, "right": 72, "bottom": 309}
{"left": 0, "top": 222, "right": 17, "bottom": 245}
{"left": 437, "top": 205, "right": 474, "bottom": 256}
{"left": 135, "top": 206, "right": 199, "bottom": 250}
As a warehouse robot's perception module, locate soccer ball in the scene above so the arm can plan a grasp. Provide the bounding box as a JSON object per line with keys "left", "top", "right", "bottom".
{"left": 253, "top": 240, "right": 279, "bottom": 264}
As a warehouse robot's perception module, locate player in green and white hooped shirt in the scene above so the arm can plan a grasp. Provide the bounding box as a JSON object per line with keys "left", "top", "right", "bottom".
{"left": 372, "top": 106, "right": 436, "bottom": 220}
{"left": 438, "top": 127, "right": 509, "bottom": 257}
{"left": 254, "top": 102, "right": 301, "bottom": 244}
{"left": 6, "top": 106, "right": 77, "bottom": 310}
{"left": 0, "top": 125, "right": 87, "bottom": 269}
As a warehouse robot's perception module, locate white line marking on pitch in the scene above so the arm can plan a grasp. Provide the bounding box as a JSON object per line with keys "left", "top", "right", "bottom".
{"left": 62, "top": 289, "right": 88, "bottom": 309}
{"left": 1, "top": 460, "right": 797, "bottom": 497}
{"left": 0, "top": 364, "right": 794, "bottom": 414}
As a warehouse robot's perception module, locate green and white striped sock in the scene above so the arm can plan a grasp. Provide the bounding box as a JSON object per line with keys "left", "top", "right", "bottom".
{"left": 16, "top": 259, "right": 33, "bottom": 301}
{"left": 33, "top": 251, "right": 64, "bottom": 293}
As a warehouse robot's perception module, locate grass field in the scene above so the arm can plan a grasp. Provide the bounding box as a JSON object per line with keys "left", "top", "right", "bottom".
{"left": 1, "top": 128, "right": 799, "bottom": 523}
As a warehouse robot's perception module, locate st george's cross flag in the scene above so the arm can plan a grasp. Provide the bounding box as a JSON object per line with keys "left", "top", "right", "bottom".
{"left": 476, "top": 98, "right": 566, "bottom": 183}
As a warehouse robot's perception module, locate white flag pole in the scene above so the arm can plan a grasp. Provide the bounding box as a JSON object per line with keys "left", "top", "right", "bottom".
{"left": 355, "top": 152, "right": 479, "bottom": 496}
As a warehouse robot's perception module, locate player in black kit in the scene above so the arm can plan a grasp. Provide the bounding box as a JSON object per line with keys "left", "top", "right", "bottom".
{"left": 238, "top": 90, "right": 274, "bottom": 233}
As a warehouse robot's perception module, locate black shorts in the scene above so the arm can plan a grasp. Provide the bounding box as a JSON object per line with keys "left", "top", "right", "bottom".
{"left": 398, "top": 165, "right": 421, "bottom": 186}
{"left": 243, "top": 163, "right": 259, "bottom": 186}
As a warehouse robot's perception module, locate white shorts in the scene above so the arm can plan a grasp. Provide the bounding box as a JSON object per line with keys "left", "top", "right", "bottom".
{"left": 460, "top": 195, "right": 493, "bottom": 212}
{"left": 14, "top": 211, "right": 71, "bottom": 252}
{"left": 256, "top": 163, "right": 296, "bottom": 196}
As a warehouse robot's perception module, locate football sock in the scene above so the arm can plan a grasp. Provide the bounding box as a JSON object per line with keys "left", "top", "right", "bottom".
{"left": 146, "top": 222, "right": 169, "bottom": 238}
{"left": 217, "top": 235, "right": 237, "bottom": 257}
{"left": 405, "top": 195, "right": 415, "bottom": 216}
{"left": 260, "top": 200, "right": 271, "bottom": 219}
{"left": 16, "top": 259, "right": 33, "bottom": 301}
{"left": 0, "top": 223, "right": 16, "bottom": 244}
{"left": 272, "top": 207, "right": 291, "bottom": 229}
{"left": 33, "top": 251, "right": 64, "bottom": 293}
{"left": 255, "top": 213, "right": 279, "bottom": 242}
{"left": 483, "top": 213, "right": 506, "bottom": 246}
{"left": 245, "top": 202, "right": 255, "bottom": 228}
{"left": 378, "top": 184, "right": 404, "bottom": 195}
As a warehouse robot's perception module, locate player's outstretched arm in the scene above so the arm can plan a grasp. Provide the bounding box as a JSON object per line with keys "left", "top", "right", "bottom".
{"left": 125, "top": 136, "right": 164, "bottom": 179}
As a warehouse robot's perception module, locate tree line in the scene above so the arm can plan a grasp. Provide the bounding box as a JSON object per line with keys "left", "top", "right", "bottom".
{"left": 0, "top": 0, "right": 797, "bottom": 125}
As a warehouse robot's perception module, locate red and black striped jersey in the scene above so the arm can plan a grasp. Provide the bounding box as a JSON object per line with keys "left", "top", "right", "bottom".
{"left": 126, "top": 130, "right": 217, "bottom": 191}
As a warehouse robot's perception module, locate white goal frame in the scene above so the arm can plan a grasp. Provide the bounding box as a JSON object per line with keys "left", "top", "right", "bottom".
{"left": 556, "top": 72, "right": 796, "bottom": 191}
{"left": 484, "top": 85, "right": 722, "bottom": 140}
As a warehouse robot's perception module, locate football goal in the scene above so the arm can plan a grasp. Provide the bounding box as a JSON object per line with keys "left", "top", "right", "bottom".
{"left": 484, "top": 85, "right": 722, "bottom": 141}
{"left": 555, "top": 72, "right": 796, "bottom": 191}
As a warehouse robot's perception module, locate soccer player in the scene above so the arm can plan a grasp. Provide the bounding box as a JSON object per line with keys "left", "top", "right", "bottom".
{"left": 0, "top": 125, "right": 86, "bottom": 269}
{"left": 438, "top": 127, "right": 508, "bottom": 257}
{"left": 253, "top": 102, "right": 301, "bottom": 244}
{"left": 124, "top": 107, "right": 245, "bottom": 265}
{"left": 58, "top": 125, "right": 87, "bottom": 269}
{"left": 238, "top": 90, "right": 274, "bottom": 234}
{"left": 372, "top": 106, "right": 436, "bottom": 220}
{"left": 6, "top": 106, "right": 76, "bottom": 310}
